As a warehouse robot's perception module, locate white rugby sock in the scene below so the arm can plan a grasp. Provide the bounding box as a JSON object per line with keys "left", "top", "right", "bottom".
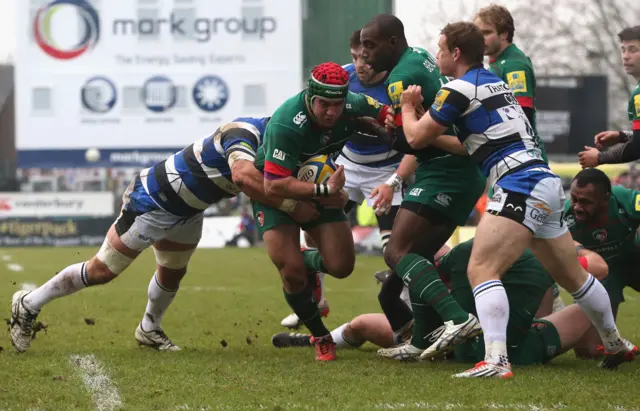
{"left": 381, "top": 230, "right": 391, "bottom": 253}
{"left": 473, "top": 279, "right": 509, "bottom": 366}
{"left": 24, "top": 262, "right": 89, "bottom": 312}
{"left": 571, "top": 274, "right": 622, "bottom": 351}
{"left": 330, "top": 323, "right": 362, "bottom": 348}
{"left": 141, "top": 272, "right": 178, "bottom": 331}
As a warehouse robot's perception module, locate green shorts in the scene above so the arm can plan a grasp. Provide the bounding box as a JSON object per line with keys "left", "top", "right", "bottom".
{"left": 402, "top": 156, "right": 485, "bottom": 226}
{"left": 251, "top": 201, "right": 347, "bottom": 236}
{"left": 454, "top": 318, "right": 561, "bottom": 365}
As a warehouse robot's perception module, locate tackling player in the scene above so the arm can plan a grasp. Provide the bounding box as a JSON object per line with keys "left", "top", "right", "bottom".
{"left": 399, "top": 21, "right": 635, "bottom": 377}
{"left": 474, "top": 4, "right": 547, "bottom": 163}
{"left": 360, "top": 14, "right": 486, "bottom": 349}
{"left": 252, "top": 62, "right": 393, "bottom": 361}
{"left": 10, "top": 117, "right": 320, "bottom": 353}
{"left": 579, "top": 26, "right": 640, "bottom": 167}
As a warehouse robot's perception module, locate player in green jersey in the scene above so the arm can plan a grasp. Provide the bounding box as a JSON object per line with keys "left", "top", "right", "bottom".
{"left": 579, "top": 26, "right": 640, "bottom": 167}
{"left": 564, "top": 169, "right": 640, "bottom": 323}
{"left": 473, "top": 5, "right": 547, "bottom": 164}
{"left": 253, "top": 62, "right": 392, "bottom": 361}
{"left": 359, "top": 14, "right": 486, "bottom": 352}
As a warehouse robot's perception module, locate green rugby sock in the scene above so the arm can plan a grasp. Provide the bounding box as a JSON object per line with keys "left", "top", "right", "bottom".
{"left": 302, "top": 249, "right": 327, "bottom": 273}
{"left": 397, "top": 253, "right": 469, "bottom": 325}
{"left": 283, "top": 286, "right": 329, "bottom": 337}
{"left": 411, "top": 304, "right": 445, "bottom": 350}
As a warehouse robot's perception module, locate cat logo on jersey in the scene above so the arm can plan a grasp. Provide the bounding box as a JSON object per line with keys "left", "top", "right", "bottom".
{"left": 506, "top": 71, "right": 527, "bottom": 93}
{"left": 365, "top": 95, "right": 382, "bottom": 109}
{"left": 433, "top": 89, "right": 450, "bottom": 111}
{"left": 388, "top": 81, "right": 404, "bottom": 108}
{"left": 635, "top": 95, "right": 640, "bottom": 117}
{"left": 635, "top": 194, "right": 640, "bottom": 211}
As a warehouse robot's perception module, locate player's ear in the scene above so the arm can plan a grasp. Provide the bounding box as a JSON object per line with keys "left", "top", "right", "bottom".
{"left": 389, "top": 36, "right": 398, "bottom": 48}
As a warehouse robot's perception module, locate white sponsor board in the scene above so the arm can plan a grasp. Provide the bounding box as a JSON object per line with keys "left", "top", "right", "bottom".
{"left": 198, "top": 216, "right": 242, "bottom": 248}
{"left": 15, "top": 0, "right": 302, "bottom": 150}
{"left": 0, "top": 192, "right": 114, "bottom": 217}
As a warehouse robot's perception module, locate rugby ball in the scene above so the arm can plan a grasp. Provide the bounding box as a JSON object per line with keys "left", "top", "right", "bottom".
{"left": 296, "top": 155, "right": 337, "bottom": 184}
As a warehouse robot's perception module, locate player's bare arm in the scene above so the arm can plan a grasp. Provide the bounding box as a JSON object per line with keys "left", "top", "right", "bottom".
{"left": 574, "top": 241, "right": 609, "bottom": 280}
{"left": 400, "top": 85, "right": 448, "bottom": 148}
{"left": 231, "top": 159, "right": 320, "bottom": 223}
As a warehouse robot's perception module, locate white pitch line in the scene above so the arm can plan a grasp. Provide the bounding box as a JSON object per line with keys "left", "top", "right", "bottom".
{"left": 7, "top": 263, "right": 24, "bottom": 272}
{"left": 69, "top": 354, "right": 123, "bottom": 411}
{"left": 1, "top": 255, "right": 11, "bottom": 261}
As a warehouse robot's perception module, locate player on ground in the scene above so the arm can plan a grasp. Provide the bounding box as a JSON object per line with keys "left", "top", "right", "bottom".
{"left": 474, "top": 4, "right": 547, "bottom": 163}
{"left": 252, "top": 62, "right": 394, "bottom": 361}
{"left": 274, "top": 239, "right": 619, "bottom": 369}
{"left": 564, "top": 168, "right": 640, "bottom": 356}
{"left": 10, "top": 117, "right": 321, "bottom": 353}
{"left": 578, "top": 26, "right": 640, "bottom": 167}
{"left": 399, "top": 21, "right": 635, "bottom": 378}
{"left": 360, "top": 14, "right": 486, "bottom": 347}
{"left": 279, "top": 30, "right": 407, "bottom": 330}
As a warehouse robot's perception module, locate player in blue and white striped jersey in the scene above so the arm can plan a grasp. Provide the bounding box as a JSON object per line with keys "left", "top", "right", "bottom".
{"left": 396, "top": 22, "right": 635, "bottom": 378}
{"left": 337, "top": 30, "right": 409, "bottom": 243}
{"left": 10, "top": 117, "right": 320, "bottom": 354}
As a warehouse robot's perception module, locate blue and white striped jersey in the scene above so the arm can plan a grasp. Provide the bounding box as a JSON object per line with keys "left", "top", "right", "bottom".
{"left": 428, "top": 67, "right": 553, "bottom": 194}
{"left": 341, "top": 63, "right": 401, "bottom": 168}
{"left": 126, "top": 117, "right": 268, "bottom": 217}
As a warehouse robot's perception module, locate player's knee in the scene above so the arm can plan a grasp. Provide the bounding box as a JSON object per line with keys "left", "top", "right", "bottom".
{"left": 92, "top": 237, "right": 135, "bottom": 284}
{"left": 86, "top": 257, "right": 118, "bottom": 285}
{"left": 323, "top": 254, "right": 354, "bottom": 279}
{"left": 154, "top": 248, "right": 193, "bottom": 271}
{"left": 383, "top": 242, "right": 403, "bottom": 270}
{"left": 279, "top": 260, "right": 308, "bottom": 292}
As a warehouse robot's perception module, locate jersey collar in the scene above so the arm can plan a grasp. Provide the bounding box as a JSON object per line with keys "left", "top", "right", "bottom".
{"left": 489, "top": 43, "right": 516, "bottom": 63}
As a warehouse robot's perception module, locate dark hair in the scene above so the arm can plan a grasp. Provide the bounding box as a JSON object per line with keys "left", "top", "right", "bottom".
{"left": 349, "top": 29, "right": 361, "bottom": 48}
{"left": 475, "top": 4, "right": 515, "bottom": 43}
{"left": 618, "top": 26, "right": 640, "bottom": 42}
{"left": 573, "top": 168, "right": 612, "bottom": 195}
{"left": 363, "top": 13, "right": 406, "bottom": 41}
{"left": 441, "top": 22, "right": 485, "bottom": 65}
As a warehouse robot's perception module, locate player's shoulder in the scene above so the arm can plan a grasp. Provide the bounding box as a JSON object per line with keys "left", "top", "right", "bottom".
{"left": 440, "top": 73, "right": 487, "bottom": 100}
{"left": 267, "top": 92, "right": 308, "bottom": 134}
{"left": 611, "top": 185, "right": 637, "bottom": 202}
{"left": 345, "top": 90, "right": 381, "bottom": 112}
{"left": 630, "top": 82, "right": 640, "bottom": 109}
{"left": 231, "top": 117, "right": 269, "bottom": 137}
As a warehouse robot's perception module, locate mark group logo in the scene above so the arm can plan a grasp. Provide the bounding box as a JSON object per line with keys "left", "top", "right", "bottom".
{"left": 34, "top": 0, "right": 100, "bottom": 60}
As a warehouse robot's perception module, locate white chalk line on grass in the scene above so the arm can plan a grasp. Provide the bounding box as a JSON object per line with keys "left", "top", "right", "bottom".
{"left": 166, "top": 404, "right": 638, "bottom": 411}
{"left": 69, "top": 354, "right": 123, "bottom": 411}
